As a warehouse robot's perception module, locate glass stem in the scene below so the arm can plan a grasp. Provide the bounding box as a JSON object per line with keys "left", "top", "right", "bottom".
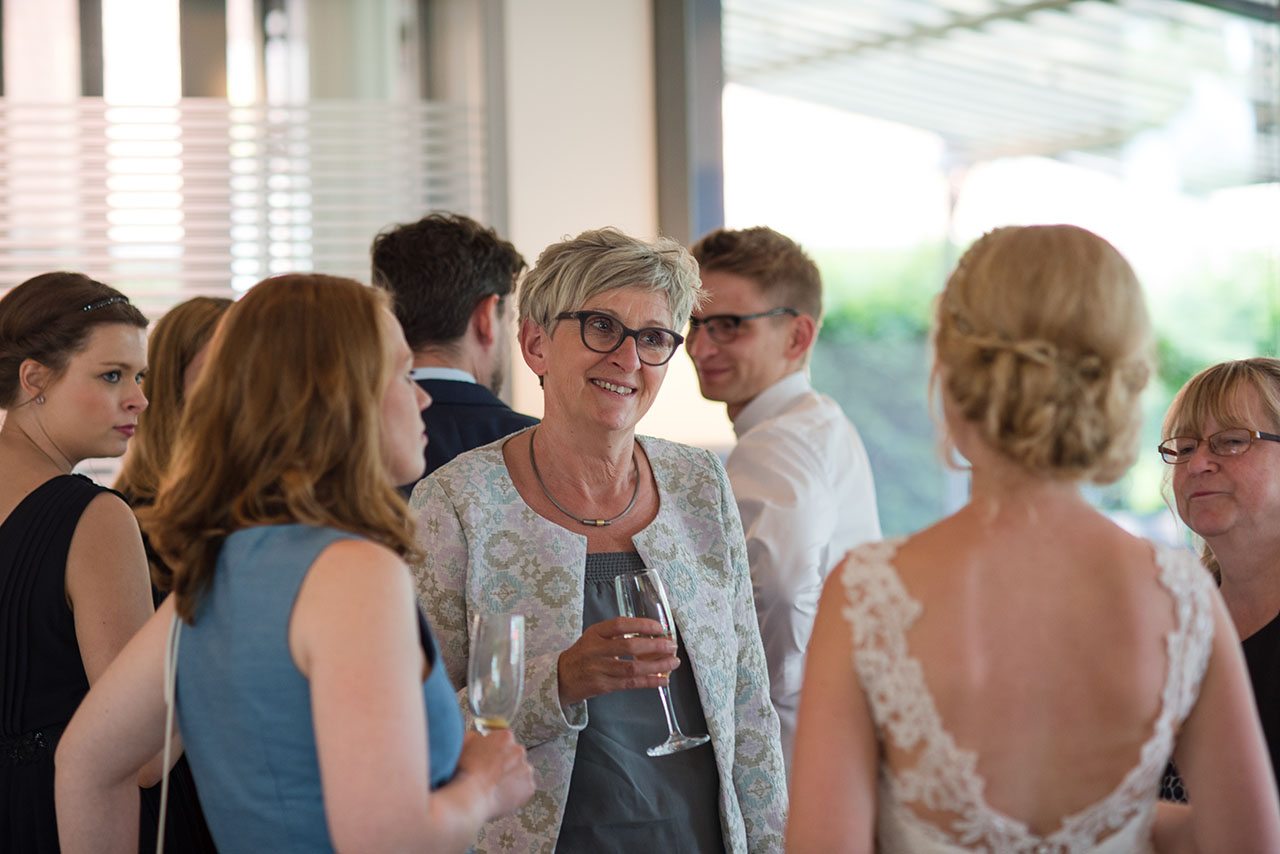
{"left": 656, "top": 684, "right": 684, "bottom": 737}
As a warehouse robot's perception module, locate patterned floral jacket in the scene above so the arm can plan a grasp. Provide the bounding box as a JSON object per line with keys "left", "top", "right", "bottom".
{"left": 409, "top": 430, "right": 787, "bottom": 854}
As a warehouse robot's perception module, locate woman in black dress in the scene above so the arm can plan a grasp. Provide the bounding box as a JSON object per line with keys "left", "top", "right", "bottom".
{"left": 0, "top": 272, "right": 155, "bottom": 851}
{"left": 1162, "top": 357, "right": 1280, "bottom": 797}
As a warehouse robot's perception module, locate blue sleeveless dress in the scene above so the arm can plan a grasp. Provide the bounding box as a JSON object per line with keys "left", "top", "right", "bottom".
{"left": 176, "top": 524, "right": 464, "bottom": 853}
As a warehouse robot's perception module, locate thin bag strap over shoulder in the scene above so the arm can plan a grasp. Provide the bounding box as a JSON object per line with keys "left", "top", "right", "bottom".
{"left": 156, "top": 611, "right": 182, "bottom": 854}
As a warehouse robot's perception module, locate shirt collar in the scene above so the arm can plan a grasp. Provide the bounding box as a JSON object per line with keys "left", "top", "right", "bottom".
{"left": 732, "top": 371, "right": 811, "bottom": 438}
{"left": 410, "top": 366, "right": 477, "bottom": 384}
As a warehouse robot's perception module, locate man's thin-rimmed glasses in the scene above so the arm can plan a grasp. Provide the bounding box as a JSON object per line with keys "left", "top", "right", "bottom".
{"left": 687, "top": 308, "right": 799, "bottom": 345}
{"left": 1157, "top": 428, "right": 1280, "bottom": 464}
{"left": 555, "top": 311, "right": 684, "bottom": 366}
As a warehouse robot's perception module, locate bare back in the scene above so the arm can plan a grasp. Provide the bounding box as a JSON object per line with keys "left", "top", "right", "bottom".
{"left": 840, "top": 501, "right": 1215, "bottom": 852}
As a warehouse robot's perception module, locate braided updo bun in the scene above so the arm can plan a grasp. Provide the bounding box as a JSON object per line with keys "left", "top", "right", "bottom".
{"left": 934, "top": 225, "right": 1152, "bottom": 484}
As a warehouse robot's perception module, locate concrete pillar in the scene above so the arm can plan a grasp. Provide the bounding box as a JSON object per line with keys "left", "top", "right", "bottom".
{"left": 500, "top": 0, "right": 731, "bottom": 446}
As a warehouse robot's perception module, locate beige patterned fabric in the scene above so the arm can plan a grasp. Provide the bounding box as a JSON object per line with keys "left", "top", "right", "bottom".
{"left": 409, "top": 429, "right": 788, "bottom": 854}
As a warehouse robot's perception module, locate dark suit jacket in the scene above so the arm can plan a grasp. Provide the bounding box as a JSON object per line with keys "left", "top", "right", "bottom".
{"left": 409, "top": 378, "right": 539, "bottom": 490}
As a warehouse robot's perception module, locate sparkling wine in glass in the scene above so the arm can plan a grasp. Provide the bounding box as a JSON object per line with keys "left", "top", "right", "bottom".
{"left": 468, "top": 613, "right": 524, "bottom": 734}
{"left": 614, "top": 568, "right": 711, "bottom": 757}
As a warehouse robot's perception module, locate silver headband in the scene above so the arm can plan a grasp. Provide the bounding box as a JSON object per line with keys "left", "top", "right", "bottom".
{"left": 81, "top": 295, "right": 129, "bottom": 312}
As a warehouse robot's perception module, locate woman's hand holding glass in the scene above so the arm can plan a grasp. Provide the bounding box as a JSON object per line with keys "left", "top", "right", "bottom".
{"left": 615, "top": 568, "right": 710, "bottom": 756}
{"left": 468, "top": 614, "right": 525, "bottom": 734}
{"left": 456, "top": 729, "right": 536, "bottom": 820}
{"left": 556, "top": 617, "right": 679, "bottom": 707}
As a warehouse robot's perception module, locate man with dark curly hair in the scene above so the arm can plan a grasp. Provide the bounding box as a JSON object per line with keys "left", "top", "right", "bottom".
{"left": 371, "top": 213, "right": 538, "bottom": 486}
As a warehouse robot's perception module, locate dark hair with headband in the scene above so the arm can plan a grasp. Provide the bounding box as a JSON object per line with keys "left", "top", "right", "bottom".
{"left": 0, "top": 271, "right": 148, "bottom": 408}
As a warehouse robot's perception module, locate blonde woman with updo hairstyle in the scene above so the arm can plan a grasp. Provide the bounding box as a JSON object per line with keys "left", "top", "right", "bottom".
{"left": 1160, "top": 358, "right": 1280, "bottom": 798}
{"left": 55, "top": 274, "right": 533, "bottom": 854}
{"left": 788, "top": 226, "right": 1280, "bottom": 854}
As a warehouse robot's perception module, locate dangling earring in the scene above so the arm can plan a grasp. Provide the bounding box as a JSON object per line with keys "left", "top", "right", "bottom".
{"left": 35, "top": 395, "right": 45, "bottom": 404}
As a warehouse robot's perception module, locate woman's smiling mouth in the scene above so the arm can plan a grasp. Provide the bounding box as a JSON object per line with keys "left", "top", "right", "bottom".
{"left": 592, "top": 379, "right": 634, "bottom": 395}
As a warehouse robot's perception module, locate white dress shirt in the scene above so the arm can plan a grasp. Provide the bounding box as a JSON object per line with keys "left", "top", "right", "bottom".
{"left": 409, "top": 366, "right": 477, "bottom": 383}
{"left": 727, "top": 370, "right": 882, "bottom": 775}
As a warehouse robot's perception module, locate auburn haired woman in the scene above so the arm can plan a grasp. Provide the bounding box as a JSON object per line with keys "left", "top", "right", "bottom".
{"left": 55, "top": 274, "right": 533, "bottom": 854}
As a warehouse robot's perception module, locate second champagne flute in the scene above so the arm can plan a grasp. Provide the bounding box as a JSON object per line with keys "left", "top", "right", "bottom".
{"left": 468, "top": 613, "right": 525, "bottom": 734}
{"left": 614, "top": 568, "right": 711, "bottom": 756}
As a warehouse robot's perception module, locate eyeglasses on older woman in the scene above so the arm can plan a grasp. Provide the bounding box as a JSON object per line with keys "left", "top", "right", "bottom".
{"left": 555, "top": 310, "right": 684, "bottom": 366}
{"left": 1158, "top": 428, "right": 1280, "bottom": 464}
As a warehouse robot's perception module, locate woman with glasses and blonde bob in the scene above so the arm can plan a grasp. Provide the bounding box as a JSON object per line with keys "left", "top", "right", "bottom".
{"left": 410, "top": 228, "right": 786, "bottom": 853}
{"left": 788, "top": 225, "right": 1280, "bottom": 854}
{"left": 1160, "top": 357, "right": 1280, "bottom": 798}
{"left": 55, "top": 274, "right": 534, "bottom": 853}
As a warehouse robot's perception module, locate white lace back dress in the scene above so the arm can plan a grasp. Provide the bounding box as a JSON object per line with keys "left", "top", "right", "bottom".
{"left": 840, "top": 538, "right": 1215, "bottom": 854}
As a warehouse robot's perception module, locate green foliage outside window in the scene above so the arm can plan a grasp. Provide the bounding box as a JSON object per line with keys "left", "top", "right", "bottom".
{"left": 808, "top": 243, "right": 1279, "bottom": 539}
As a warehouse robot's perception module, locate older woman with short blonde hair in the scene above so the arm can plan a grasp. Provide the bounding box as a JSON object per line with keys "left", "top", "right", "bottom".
{"left": 411, "top": 227, "right": 786, "bottom": 854}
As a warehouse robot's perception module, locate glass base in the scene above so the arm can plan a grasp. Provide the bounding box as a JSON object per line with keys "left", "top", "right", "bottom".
{"left": 646, "top": 732, "right": 711, "bottom": 757}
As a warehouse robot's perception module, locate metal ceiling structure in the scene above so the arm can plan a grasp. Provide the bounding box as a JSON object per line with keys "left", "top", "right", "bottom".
{"left": 722, "top": 0, "right": 1279, "bottom": 187}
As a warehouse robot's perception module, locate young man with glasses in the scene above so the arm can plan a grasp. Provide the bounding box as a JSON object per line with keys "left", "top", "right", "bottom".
{"left": 371, "top": 213, "right": 539, "bottom": 489}
{"left": 687, "top": 225, "right": 881, "bottom": 775}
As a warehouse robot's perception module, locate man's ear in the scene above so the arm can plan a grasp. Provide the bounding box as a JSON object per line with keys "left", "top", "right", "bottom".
{"left": 518, "top": 317, "right": 548, "bottom": 383}
{"left": 471, "top": 294, "right": 502, "bottom": 347}
{"left": 784, "top": 313, "right": 818, "bottom": 362}
{"left": 19, "top": 358, "right": 51, "bottom": 402}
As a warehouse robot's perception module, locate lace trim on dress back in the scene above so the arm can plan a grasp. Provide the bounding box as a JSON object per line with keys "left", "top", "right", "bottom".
{"left": 840, "top": 538, "right": 1214, "bottom": 854}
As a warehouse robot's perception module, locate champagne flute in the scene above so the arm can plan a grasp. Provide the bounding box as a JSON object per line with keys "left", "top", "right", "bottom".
{"left": 614, "top": 568, "right": 711, "bottom": 757}
{"left": 468, "top": 613, "right": 525, "bottom": 734}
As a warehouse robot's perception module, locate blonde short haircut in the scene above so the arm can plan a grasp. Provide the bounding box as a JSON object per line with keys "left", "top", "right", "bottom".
{"left": 934, "top": 224, "right": 1152, "bottom": 484}
{"left": 518, "top": 228, "right": 703, "bottom": 332}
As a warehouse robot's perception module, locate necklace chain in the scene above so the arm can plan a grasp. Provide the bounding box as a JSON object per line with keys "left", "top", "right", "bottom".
{"left": 529, "top": 428, "right": 639, "bottom": 528}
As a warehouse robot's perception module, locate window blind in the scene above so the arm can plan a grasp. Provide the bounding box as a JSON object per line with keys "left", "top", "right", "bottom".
{"left": 0, "top": 97, "right": 489, "bottom": 313}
